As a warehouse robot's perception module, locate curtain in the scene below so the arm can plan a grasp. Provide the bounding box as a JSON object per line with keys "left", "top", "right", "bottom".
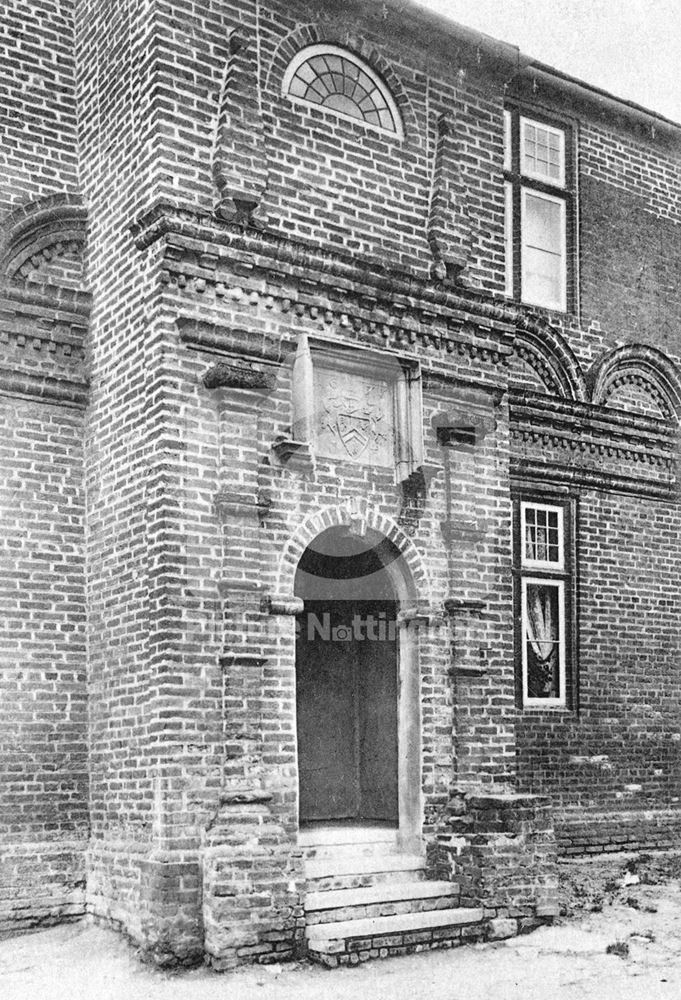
{"left": 526, "top": 585, "right": 559, "bottom": 697}
{"left": 526, "top": 585, "right": 557, "bottom": 661}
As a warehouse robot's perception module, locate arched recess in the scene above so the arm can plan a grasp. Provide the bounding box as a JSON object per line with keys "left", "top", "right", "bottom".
{"left": 274, "top": 499, "right": 430, "bottom": 607}
{"left": 277, "top": 501, "right": 428, "bottom": 851}
{"left": 265, "top": 25, "right": 418, "bottom": 142}
{"left": 512, "top": 319, "right": 588, "bottom": 401}
{"left": 589, "top": 344, "right": 681, "bottom": 423}
{"left": 1, "top": 193, "right": 88, "bottom": 288}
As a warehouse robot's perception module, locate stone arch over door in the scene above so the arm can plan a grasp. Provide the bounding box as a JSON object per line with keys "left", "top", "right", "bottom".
{"left": 274, "top": 500, "right": 431, "bottom": 608}
{"left": 278, "top": 502, "right": 429, "bottom": 851}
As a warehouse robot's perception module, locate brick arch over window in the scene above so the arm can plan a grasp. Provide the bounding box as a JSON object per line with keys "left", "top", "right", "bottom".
{"left": 1, "top": 192, "right": 87, "bottom": 285}
{"left": 589, "top": 344, "right": 681, "bottom": 422}
{"left": 274, "top": 501, "right": 430, "bottom": 608}
{"left": 265, "top": 25, "right": 418, "bottom": 141}
{"left": 512, "top": 319, "right": 587, "bottom": 401}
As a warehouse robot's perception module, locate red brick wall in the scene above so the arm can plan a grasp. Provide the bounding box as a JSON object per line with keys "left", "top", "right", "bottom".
{"left": 0, "top": 0, "right": 87, "bottom": 932}
{"left": 0, "top": 396, "right": 87, "bottom": 931}
{"left": 516, "top": 492, "right": 681, "bottom": 848}
{"left": 0, "top": 0, "right": 80, "bottom": 215}
{"left": 580, "top": 174, "right": 681, "bottom": 356}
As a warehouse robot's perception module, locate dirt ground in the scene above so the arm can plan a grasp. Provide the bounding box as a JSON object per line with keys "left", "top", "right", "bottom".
{"left": 4, "top": 859, "right": 681, "bottom": 1000}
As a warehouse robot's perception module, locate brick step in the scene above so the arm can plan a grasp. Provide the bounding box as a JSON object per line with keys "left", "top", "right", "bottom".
{"left": 305, "top": 879, "right": 460, "bottom": 924}
{"left": 306, "top": 906, "right": 484, "bottom": 967}
{"left": 306, "top": 868, "right": 430, "bottom": 893}
{"left": 303, "top": 852, "right": 425, "bottom": 881}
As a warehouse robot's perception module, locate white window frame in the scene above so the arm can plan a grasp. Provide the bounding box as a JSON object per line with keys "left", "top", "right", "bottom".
{"left": 521, "top": 501, "right": 565, "bottom": 571}
{"left": 281, "top": 43, "right": 404, "bottom": 139}
{"left": 520, "top": 188, "right": 567, "bottom": 312}
{"left": 521, "top": 576, "right": 567, "bottom": 708}
{"left": 504, "top": 181, "right": 513, "bottom": 298}
{"left": 520, "top": 115, "right": 566, "bottom": 187}
{"left": 503, "top": 109, "right": 512, "bottom": 172}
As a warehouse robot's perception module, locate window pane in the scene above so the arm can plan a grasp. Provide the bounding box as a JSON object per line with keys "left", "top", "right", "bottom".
{"left": 525, "top": 583, "right": 562, "bottom": 699}
{"left": 523, "top": 247, "right": 562, "bottom": 309}
{"left": 522, "top": 193, "right": 565, "bottom": 310}
{"left": 521, "top": 118, "right": 565, "bottom": 184}
{"left": 285, "top": 49, "right": 399, "bottom": 134}
{"left": 524, "top": 193, "right": 562, "bottom": 252}
{"left": 524, "top": 506, "right": 561, "bottom": 563}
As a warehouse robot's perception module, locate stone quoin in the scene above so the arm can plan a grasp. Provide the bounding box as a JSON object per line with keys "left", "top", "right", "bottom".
{"left": 1, "top": 0, "right": 680, "bottom": 971}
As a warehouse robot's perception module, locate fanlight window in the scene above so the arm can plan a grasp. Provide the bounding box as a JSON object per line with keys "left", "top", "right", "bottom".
{"left": 283, "top": 44, "right": 402, "bottom": 137}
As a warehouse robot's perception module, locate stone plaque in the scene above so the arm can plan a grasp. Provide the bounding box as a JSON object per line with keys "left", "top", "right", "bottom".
{"left": 314, "top": 367, "right": 394, "bottom": 466}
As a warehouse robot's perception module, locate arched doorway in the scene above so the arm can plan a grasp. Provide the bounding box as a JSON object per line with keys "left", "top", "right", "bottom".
{"left": 294, "top": 526, "right": 419, "bottom": 841}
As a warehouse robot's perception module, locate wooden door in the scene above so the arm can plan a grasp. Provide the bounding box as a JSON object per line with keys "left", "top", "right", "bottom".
{"left": 296, "top": 599, "right": 398, "bottom": 825}
{"left": 296, "top": 601, "right": 358, "bottom": 822}
{"left": 357, "top": 600, "right": 398, "bottom": 823}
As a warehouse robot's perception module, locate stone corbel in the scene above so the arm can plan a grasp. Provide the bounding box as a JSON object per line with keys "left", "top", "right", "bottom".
{"left": 261, "top": 594, "right": 304, "bottom": 616}
{"left": 400, "top": 462, "right": 443, "bottom": 493}
{"left": 271, "top": 437, "right": 313, "bottom": 468}
{"left": 440, "top": 520, "right": 487, "bottom": 545}
{"left": 397, "top": 605, "right": 442, "bottom": 628}
{"left": 214, "top": 489, "right": 259, "bottom": 519}
{"left": 219, "top": 789, "right": 273, "bottom": 805}
{"left": 203, "top": 361, "right": 276, "bottom": 391}
{"left": 433, "top": 410, "right": 495, "bottom": 448}
{"left": 444, "top": 598, "right": 487, "bottom": 618}
{"left": 219, "top": 651, "right": 268, "bottom": 669}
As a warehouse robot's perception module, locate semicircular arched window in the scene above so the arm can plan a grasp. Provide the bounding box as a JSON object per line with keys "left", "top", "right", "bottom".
{"left": 282, "top": 44, "right": 403, "bottom": 137}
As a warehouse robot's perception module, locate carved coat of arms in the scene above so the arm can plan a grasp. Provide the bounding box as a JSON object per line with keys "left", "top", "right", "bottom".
{"left": 317, "top": 375, "right": 391, "bottom": 463}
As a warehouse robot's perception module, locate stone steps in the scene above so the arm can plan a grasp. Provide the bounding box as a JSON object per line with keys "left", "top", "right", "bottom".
{"left": 303, "top": 848, "right": 484, "bottom": 965}
{"left": 304, "top": 851, "right": 425, "bottom": 883}
{"left": 306, "top": 906, "right": 484, "bottom": 967}
{"left": 305, "top": 879, "right": 460, "bottom": 924}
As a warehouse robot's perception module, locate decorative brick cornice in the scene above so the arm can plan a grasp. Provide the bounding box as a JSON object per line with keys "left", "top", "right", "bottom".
{"left": 510, "top": 457, "right": 677, "bottom": 500}
{"left": 0, "top": 285, "right": 89, "bottom": 371}
{"left": 0, "top": 282, "right": 90, "bottom": 318}
{"left": 130, "top": 201, "right": 517, "bottom": 348}
{"left": 510, "top": 391, "right": 677, "bottom": 473}
{"left": 0, "top": 367, "right": 89, "bottom": 408}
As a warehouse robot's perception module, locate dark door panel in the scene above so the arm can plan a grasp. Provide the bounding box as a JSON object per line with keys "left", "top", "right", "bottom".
{"left": 296, "top": 598, "right": 398, "bottom": 826}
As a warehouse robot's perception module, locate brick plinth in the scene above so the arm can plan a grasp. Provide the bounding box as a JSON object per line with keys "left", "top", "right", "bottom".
{"left": 430, "top": 788, "right": 559, "bottom": 937}
{"left": 202, "top": 802, "right": 305, "bottom": 970}
{"left": 138, "top": 855, "right": 204, "bottom": 967}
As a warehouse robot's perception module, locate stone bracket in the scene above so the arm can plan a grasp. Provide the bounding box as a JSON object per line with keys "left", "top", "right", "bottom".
{"left": 203, "top": 361, "right": 276, "bottom": 391}
{"left": 219, "top": 789, "right": 273, "bottom": 805}
{"left": 214, "top": 488, "right": 272, "bottom": 520}
{"left": 262, "top": 594, "right": 304, "bottom": 616}
{"left": 271, "top": 437, "right": 313, "bottom": 468}
{"left": 441, "top": 521, "right": 487, "bottom": 544}
{"left": 399, "top": 462, "right": 443, "bottom": 493}
{"left": 444, "top": 598, "right": 487, "bottom": 618}
{"left": 219, "top": 652, "right": 267, "bottom": 669}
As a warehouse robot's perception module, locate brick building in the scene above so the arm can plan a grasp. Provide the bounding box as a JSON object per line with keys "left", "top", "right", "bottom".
{"left": 1, "top": 0, "right": 680, "bottom": 970}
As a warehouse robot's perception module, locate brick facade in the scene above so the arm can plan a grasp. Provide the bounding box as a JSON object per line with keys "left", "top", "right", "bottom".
{"left": 1, "top": 0, "right": 680, "bottom": 967}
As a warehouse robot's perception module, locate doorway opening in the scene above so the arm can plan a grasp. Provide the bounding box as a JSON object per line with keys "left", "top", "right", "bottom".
{"left": 294, "top": 526, "right": 420, "bottom": 845}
